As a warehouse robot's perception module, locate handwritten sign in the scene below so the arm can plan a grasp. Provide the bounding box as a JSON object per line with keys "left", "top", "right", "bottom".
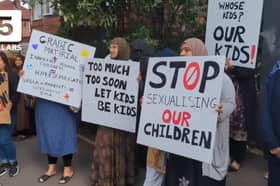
{"left": 137, "top": 56, "right": 225, "bottom": 163}
{"left": 17, "top": 30, "right": 96, "bottom": 107}
{"left": 0, "top": 72, "right": 11, "bottom": 124}
{"left": 82, "top": 58, "right": 139, "bottom": 133}
{"left": 205, "top": 0, "right": 263, "bottom": 69}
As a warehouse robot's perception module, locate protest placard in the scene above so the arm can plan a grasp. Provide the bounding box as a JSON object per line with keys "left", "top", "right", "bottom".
{"left": 205, "top": 0, "right": 263, "bottom": 69}
{"left": 82, "top": 58, "right": 139, "bottom": 133}
{"left": 137, "top": 56, "right": 225, "bottom": 163}
{"left": 0, "top": 72, "right": 11, "bottom": 124}
{"left": 17, "top": 30, "right": 96, "bottom": 107}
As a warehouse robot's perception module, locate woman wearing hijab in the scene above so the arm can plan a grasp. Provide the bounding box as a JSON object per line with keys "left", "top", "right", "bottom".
{"left": 165, "top": 38, "right": 236, "bottom": 186}
{"left": 91, "top": 37, "right": 135, "bottom": 186}
{"left": 17, "top": 54, "right": 78, "bottom": 184}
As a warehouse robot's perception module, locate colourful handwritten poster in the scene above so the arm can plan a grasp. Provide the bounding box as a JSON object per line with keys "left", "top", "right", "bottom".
{"left": 0, "top": 72, "right": 11, "bottom": 124}
{"left": 82, "top": 58, "right": 139, "bottom": 133}
{"left": 137, "top": 56, "right": 225, "bottom": 163}
{"left": 17, "top": 30, "right": 96, "bottom": 107}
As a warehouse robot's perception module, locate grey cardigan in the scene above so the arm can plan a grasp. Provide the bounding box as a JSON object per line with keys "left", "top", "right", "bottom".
{"left": 202, "top": 73, "right": 236, "bottom": 181}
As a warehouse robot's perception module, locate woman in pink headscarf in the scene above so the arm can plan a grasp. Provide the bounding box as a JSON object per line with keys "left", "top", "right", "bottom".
{"left": 165, "top": 38, "right": 236, "bottom": 186}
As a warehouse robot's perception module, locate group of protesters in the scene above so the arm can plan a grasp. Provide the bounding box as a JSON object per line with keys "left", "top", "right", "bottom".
{"left": 1, "top": 34, "right": 279, "bottom": 186}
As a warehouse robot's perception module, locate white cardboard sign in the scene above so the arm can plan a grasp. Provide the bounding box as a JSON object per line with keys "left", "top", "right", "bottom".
{"left": 137, "top": 56, "right": 225, "bottom": 163}
{"left": 17, "top": 30, "right": 96, "bottom": 107}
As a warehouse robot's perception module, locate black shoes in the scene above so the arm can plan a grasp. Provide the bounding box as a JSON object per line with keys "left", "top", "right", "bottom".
{"left": 0, "top": 161, "right": 20, "bottom": 177}
{"left": 9, "top": 161, "right": 20, "bottom": 177}
{"left": 0, "top": 163, "right": 10, "bottom": 176}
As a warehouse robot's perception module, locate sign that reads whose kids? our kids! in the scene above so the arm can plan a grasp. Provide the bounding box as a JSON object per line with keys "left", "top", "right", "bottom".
{"left": 205, "top": 0, "right": 263, "bottom": 69}
{"left": 137, "top": 56, "right": 225, "bottom": 163}
{"left": 17, "top": 30, "right": 96, "bottom": 108}
{"left": 82, "top": 58, "right": 139, "bottom": 133}
{"left": 0, "top": 72, "right": 11, "bottom": 124}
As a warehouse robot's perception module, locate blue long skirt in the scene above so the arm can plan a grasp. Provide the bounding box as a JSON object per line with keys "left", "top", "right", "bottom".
{"left": 35, "top": 99, "right": 77, "bottom": 157}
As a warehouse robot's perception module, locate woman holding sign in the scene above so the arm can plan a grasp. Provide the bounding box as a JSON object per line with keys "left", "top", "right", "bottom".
{"left": 35, "top": 98, "right": 78, "bottom": 184}
{"left": 0, "top": 51, "right": 20, "bottom": 177}
{"left": 165, "top": 38, "right": 236, "bottom": 186}
{"left": 17, "top": 46, "right": 78, "bottom": 184}
{"left": 24, "top": 76, "right": 79, "bottom": 183}
{"left": 91, "top": 37, "right": 135, "bottom": 186}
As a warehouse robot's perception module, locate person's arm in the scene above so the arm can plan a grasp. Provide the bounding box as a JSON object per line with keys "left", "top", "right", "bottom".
{"left": 217, "top": 74, "right": 236, "bottom": 123}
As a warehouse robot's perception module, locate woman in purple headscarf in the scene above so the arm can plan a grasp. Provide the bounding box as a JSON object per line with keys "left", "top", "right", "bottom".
{"left": 165, "top": 38, "right": 236, "bottom": 186}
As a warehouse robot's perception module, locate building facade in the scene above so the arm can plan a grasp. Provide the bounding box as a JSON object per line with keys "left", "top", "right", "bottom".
{"left": 31, "top": 0, "right": 61, "bottom": 34}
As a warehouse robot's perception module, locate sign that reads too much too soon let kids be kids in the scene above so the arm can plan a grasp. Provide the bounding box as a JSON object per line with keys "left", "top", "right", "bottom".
{"left": 137, "top": 56, "right": 225, "bottom": 163}
{"left": 82, "top": 58, "right": 139, "bottom": 133}
{"left": 17, "top": 30, "right": 96, "bottom": 108}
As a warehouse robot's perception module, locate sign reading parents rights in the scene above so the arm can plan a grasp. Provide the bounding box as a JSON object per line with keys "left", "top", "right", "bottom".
{"left": 82, "top": 58, "right": 139, "bottom": 133}
{"left": 137, "top": 56, "right": 225, "bottom": 163}
{"left": 17, "top": 30, "right": 96, "bottom": 107}
{"left": 205, "top": 0, "right": 263, "bottom": 69}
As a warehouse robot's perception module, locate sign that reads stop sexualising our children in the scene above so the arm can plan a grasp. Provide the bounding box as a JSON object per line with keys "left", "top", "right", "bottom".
{"left": 17, "top": 30, "right": 96, "bottom": 108}
{"left": 205, "top": 0, "right": 263, "bottom": 69}
{"left": 137, "top": 56, "right": 225, "bottom": 163}
{"left": 82, "top": 58, "right": 139, "bottom": 133}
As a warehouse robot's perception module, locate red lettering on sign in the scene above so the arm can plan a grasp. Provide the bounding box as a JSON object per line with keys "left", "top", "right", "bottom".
{"left": 162, "top": 109, "right": 191, "bottom": 127}
{"left": 183, "top": 62, "right": 200, "bottom": 90}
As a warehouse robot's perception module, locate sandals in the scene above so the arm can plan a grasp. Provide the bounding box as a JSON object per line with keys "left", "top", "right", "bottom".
{"left": 228, "top": 160, "right": 240, "bottom": 172}
{"left": 38, "top": 174, "right": 55, "bottom": 183}
{"left": 38, "top": 172, "right": 73, "bottom": 184}
{"left": 58, "top": 174, "right": 74, "bottom": 184}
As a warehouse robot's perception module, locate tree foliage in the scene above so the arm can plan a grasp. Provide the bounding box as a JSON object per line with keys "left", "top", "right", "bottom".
{"left": 162, "top": 0, "right": 207, "bottom": 48}
{"left": 28, "top": 0, "right": 208, "bottom": 51}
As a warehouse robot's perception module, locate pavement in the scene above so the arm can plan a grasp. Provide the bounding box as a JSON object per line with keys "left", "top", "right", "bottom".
{"left": 227, "top": 151, "right": 267, "bottom": 186}
{"left": 0, "top": 136, "right": 92, "bottom": 186}
{"left": 0, "top": 125, "right": 268, "bottom": 186}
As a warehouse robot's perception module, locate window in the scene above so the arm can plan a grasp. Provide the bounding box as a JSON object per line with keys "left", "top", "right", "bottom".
{"left": 43, "top": 0, "right": 54, "bottom": 16}
{"left": 33, "top": 1, "right": 43, "bottom": 20}
{"left": 33, "top": 0, "right": 56, "bottom": 19}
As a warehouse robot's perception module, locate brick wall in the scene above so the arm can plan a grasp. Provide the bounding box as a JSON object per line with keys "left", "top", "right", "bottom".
{"left": 31, "top": 16, "right": 61, "bottom": 34}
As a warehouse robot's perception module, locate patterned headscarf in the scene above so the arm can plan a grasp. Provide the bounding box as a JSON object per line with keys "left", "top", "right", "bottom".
{"left": 180, "top": 37, "right": 208, "bottom": 56}
{"left": 110, "top": 37, "right": 130, "bottom": 60}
